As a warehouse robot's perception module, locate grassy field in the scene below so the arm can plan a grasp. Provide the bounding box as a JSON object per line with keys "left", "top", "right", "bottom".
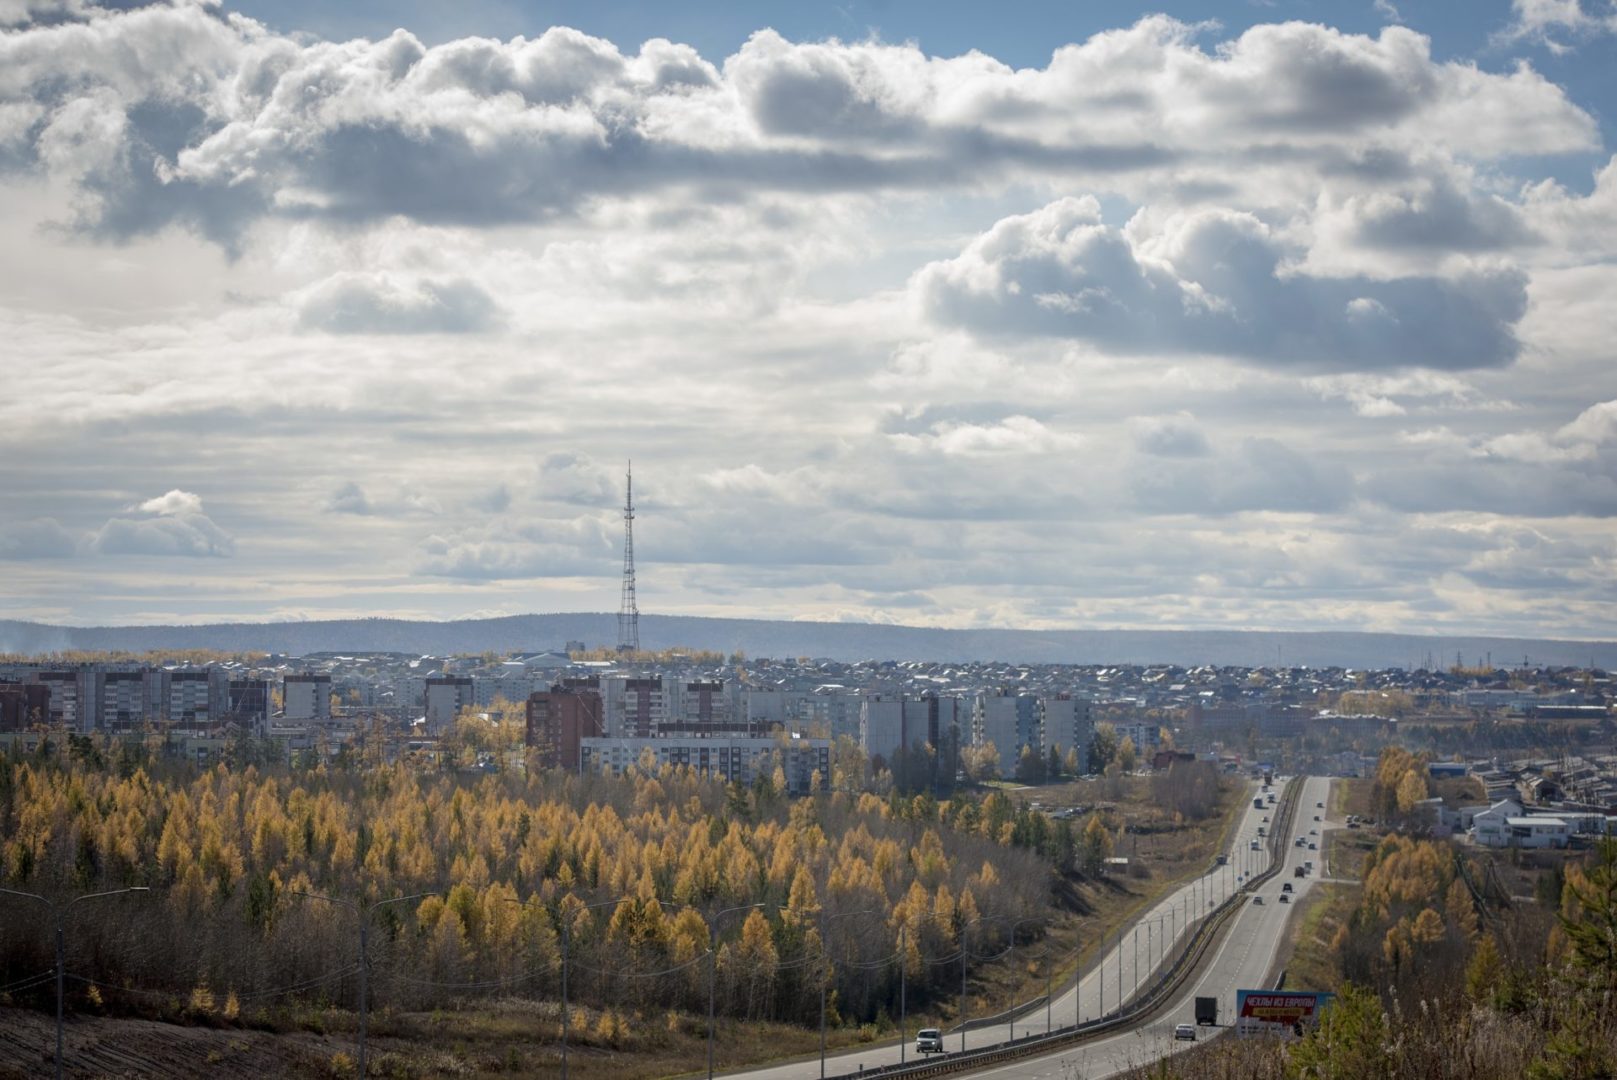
{"left": 1329, "top": 776, "right": 1372, "bottom": 822}
{"left": 1269, "top": 780, "right": 1366, "bottom": 994}
{"left": 1273, "top": 880, "right": 1357, "bottom": 994}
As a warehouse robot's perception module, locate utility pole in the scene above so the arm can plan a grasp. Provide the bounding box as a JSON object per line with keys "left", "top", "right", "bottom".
{"left": 293, "top": 890, "right": 427, "bottom": 1080}
{"left": 898, "top": 924, "right": 906, "bottom": 1064}
{"left": 820, "top": 908, "right": 881, "bottom": 1079}
{"left": 960, "top": 930, "right": 968, "bottom": 1054}
{"left": 1, "top": 887, "right": 150, "bottom": 1080}
{"left": 708, "top": 902, "right": 762, "bottom": 1080}
{"left": 1132, "top": 924, "right": 1139, "bottom": 1004}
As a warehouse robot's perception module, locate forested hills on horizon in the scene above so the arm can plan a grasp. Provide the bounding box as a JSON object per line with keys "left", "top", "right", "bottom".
{"left": 2, "top": 614, "right": 1613, "bottom": 670}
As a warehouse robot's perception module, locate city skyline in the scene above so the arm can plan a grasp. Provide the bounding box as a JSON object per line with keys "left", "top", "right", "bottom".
{"left": 2, "top": 1, "right": 1615, "bottom": 639}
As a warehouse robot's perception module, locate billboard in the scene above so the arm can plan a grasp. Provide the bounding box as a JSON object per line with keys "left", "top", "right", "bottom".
{"left": 1234, "top": 990, "right": 1334, "bottom": 1037}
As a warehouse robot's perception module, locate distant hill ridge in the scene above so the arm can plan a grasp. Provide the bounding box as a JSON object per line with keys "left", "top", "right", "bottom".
{"left": 1, "top": 615, "right": 1613, "bottom": 669}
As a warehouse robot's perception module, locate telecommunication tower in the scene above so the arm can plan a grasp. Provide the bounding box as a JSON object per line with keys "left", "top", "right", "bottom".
{"left": 617, "top": 462, "right": 639, "bottom": 654}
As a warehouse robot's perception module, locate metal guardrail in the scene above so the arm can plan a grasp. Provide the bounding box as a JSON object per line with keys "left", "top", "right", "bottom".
{"left": 826, "top": 778, "right": 1305, "bottom": 1080}
{"left": 952, "top": 994, "right": 1049, "bottom": 1036}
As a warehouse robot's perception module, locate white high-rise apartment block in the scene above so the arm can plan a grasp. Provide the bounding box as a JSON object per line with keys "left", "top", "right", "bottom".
{"left": 165, "top": 669, "right": 221, "bottom": 724}
{"left": 284, "top": 674, "right": 332, "bottom": 722}
{"left": 580, "top": 734, "right": 830, "bottom": 796}
{"left": 975, "top": 692, "right": 1042, "bottom": 775}
{"left": 1040, "top": 694, "right": 1093, "bottom": 764}
{"left": 803, "top": 690, "right": 863, "bottom": 741}
{"left": 98, "top": 671, "right": 149, "bottom": 730}
{"left": 599, "top": 676, "right": 745, "bottom": 737}
{"left": 859, "top": 696, "right": 905, "bottom": 763}
{"left": 425, "top": 676, "right": 474, "bottom": 734}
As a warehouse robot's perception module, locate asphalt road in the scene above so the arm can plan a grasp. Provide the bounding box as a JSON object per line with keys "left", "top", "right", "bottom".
{"left": 726, "top": 776, "right": 1319, "bottom": 1080}
{"left": 947, "top": 774, "right": 1340, "bottom": 1080}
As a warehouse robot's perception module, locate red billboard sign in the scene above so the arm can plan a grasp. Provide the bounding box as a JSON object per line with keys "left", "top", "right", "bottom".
{"left": 1234, "top": 990, "right": 1333, "bottom": 1036}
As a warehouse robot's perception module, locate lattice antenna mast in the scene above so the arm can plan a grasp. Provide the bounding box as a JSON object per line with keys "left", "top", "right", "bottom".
{"left": 617, "top": 462, "right": 640, "bottom": 654}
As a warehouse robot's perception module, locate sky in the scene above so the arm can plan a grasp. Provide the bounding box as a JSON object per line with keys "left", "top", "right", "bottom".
{"left": 1, "top": 0, "right": 1615, "bottom": 639}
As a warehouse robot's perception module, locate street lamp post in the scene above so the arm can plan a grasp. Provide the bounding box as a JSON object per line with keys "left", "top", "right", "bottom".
{"left": 956, "top": 913, "right": 1002, "bottom": 1054}
{"left": 291, "top": 890, "right": 428, "bottom": 1080}
{"left": 1045, "top": 946, "right": 1056, "bottom": 1035}
{"left": 896, "top": 905, "right": 953, "bottom": 1065}
{"left": 899, "top": 923, "right": 906, "bottom": 1064}
{"left": 1132, "top": 923, "right": 1139, "bottom": 1005}
{"left": 1, "top": 886, "right": 150, "bottom": 1080}
{"left": 707, "top": 901, "right": 763, "bottom": 1080}
{"left": 818, "top": 907, "right": 881, "bottom": 1080}
{"left": 546, "top": 894, "right": 639, "bottom": 1080}
{"left": 1000, "top": 917, "right": 1041, "bottom": 1042}
{"left": 1074, "top": 931, "right": 1083, "bottom": 1025}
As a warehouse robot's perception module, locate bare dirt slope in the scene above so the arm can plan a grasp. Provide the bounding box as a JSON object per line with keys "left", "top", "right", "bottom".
{"left": 0, "top": 1009, "right": 344, "bottom": 1079}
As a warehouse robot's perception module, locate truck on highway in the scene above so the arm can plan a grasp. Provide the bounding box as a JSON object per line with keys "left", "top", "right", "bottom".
{"left": 1254, "top": 797, "right": 1265, "bottom": 809}
{"left": 1195, "top": 996, "right": 1218, "bottom": 1025}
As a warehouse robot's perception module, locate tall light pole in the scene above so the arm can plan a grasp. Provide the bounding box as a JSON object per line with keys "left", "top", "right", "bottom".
{"left": 818, "top": 907, "right": 881, "bottom": 1079}
{"left": 291, "top": 890, "right": 429, "bottom": 1080}
{"left": 708, "top": 901, "right": 763, "bottom": 1080}
{"left": 1074, "top": 929, "right": 1083, "bottom": 1024}
{"left": 957, "top": 911, "right": 1009, "bottom": 1054}
{"left": 553, "top": 894, "right": 641, "bottom": 1080}
{"left": 1000, "top": 917, "right": 1041, "bottom": 1042}
{"left": 957, "top": 913, "right": 1004, "bottom": 1055}
{"left": 896, "top": 905, "right": 951, "bottom": 1065}
{"left": 1115, "top": 924, "right": 1121, "bottom": 1017}
{"left": 899, "top": 923, "right": 907, "bottom": 1064}
{"left": 1, "top": 886, "right": 150, "bottom": 1080}
{"left": 1131, "top": 923, "right": 1139, "bottom": 1006}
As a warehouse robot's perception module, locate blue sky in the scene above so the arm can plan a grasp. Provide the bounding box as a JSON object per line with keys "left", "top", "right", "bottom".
{"left": 2, "top": 0, "right": 1616, "bottom": 638}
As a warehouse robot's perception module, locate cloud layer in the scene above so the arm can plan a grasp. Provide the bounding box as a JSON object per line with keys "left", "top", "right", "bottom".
{"left": 1, "top": 3, "right": 1615, "bottom": 639}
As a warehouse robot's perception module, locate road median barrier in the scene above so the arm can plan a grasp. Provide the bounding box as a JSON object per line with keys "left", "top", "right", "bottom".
{"left": 826, "top": 778, "right": 1305, "bottom": 1080}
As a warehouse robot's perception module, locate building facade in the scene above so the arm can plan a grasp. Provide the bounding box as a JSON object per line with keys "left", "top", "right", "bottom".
{"left": 424, "top": 675, "right": 474, "bottom": 734}
{"left": 525, "top": 684, "right": 605, "bottom": 771}
{"left": 283, "top": 673, "right": 333, "bottom": 723}
{"left": 580, "top": 734, "right": 830, "bottom": 795}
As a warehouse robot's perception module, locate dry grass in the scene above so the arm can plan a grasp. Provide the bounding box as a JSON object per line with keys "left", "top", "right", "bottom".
{"left": 1324, "top": 823, "right": 1377, "bottom": 881}
{"left": 1329, "top": 777, "right": 1373, "bottom": 822}
{"left": 1273, "top": 881, "right": 1357, "bottom": 994}
{"left": 0, "top": 999, "right": 865, "bottom": 1080}
{"left": 1115, "top": 990, "right": 1617, "bottom": 1080}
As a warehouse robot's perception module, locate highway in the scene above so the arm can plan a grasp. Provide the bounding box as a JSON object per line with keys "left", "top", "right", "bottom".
{"left": 727, "top": 776, "right": 1325, "bottom": 1080}
{"left": 945, "top": 774, "right": 1339, "bottom": 1080}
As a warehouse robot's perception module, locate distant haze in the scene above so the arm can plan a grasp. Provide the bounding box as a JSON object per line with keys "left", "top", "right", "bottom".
{"left": 2, "top": 616, "right": 1612, "bottom": 670}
